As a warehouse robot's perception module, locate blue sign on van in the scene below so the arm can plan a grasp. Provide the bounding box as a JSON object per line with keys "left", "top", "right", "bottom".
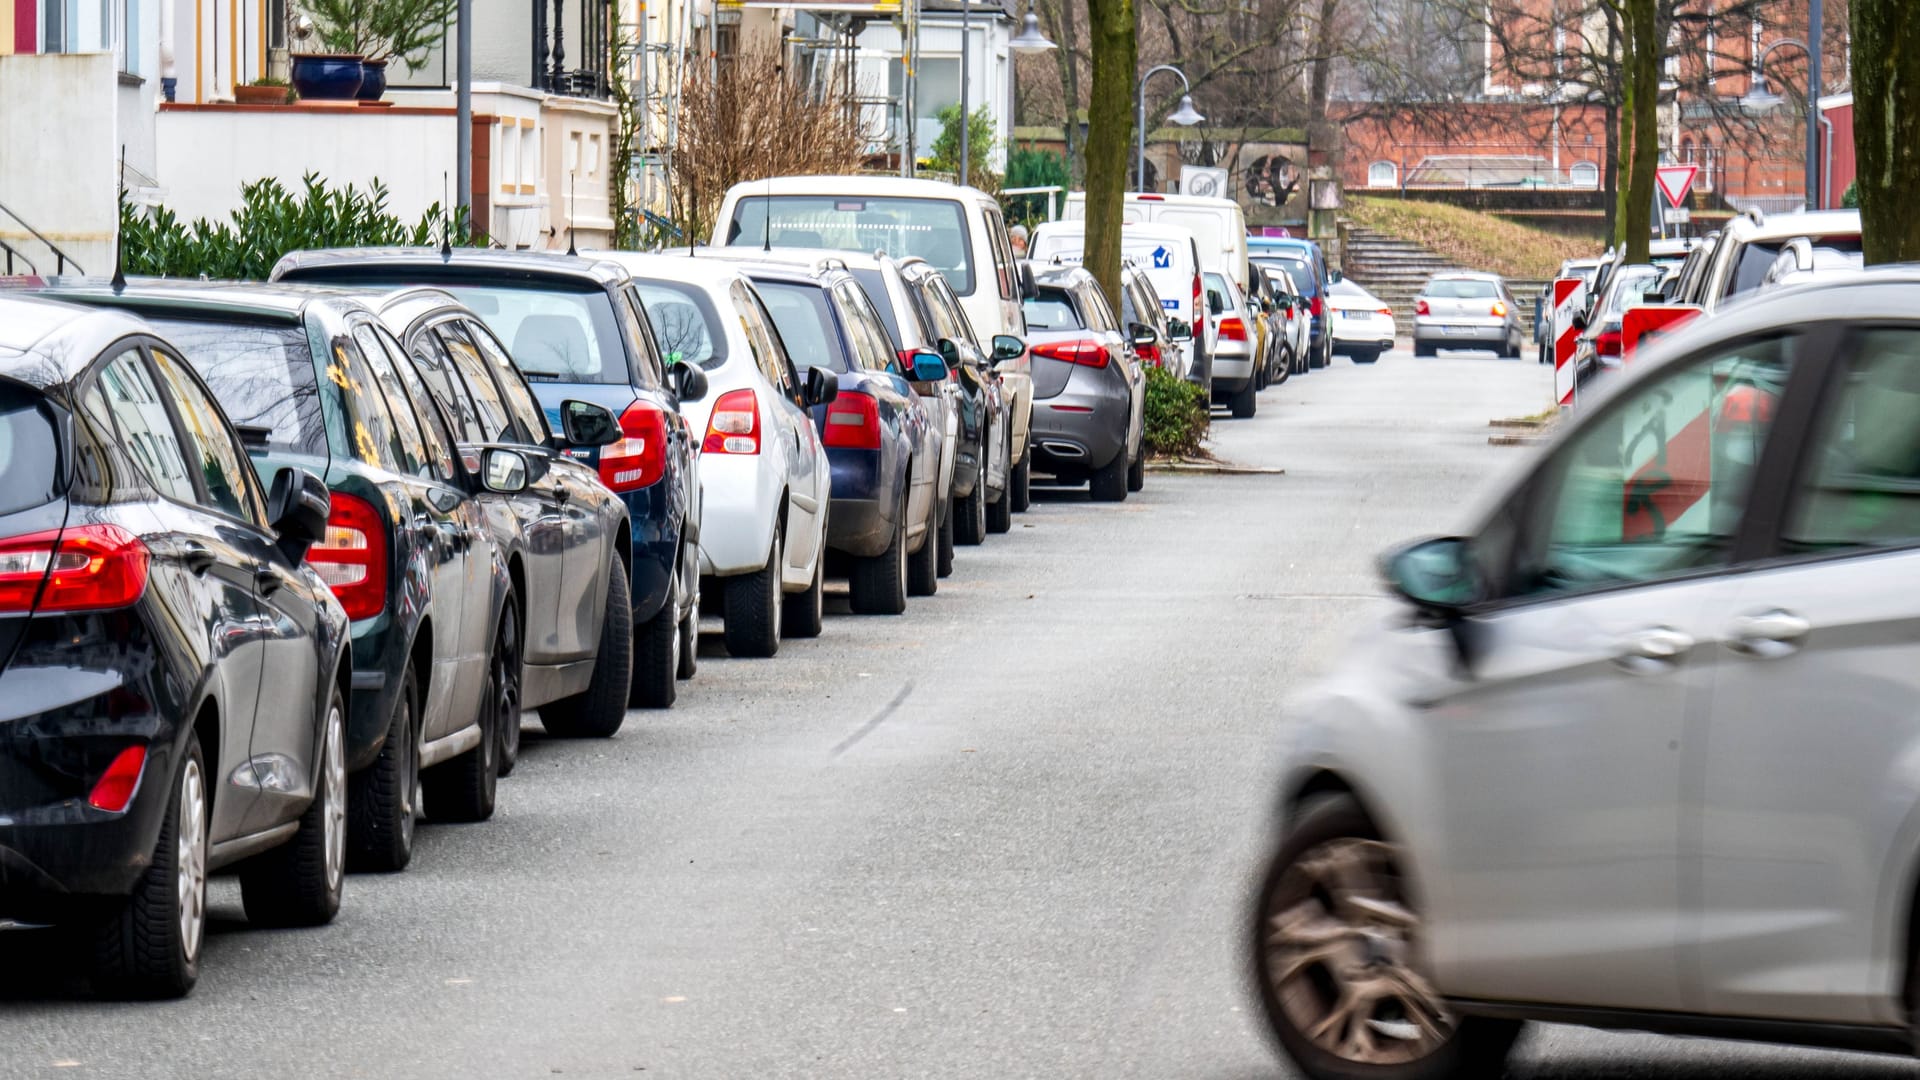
{"left": 1151, "top": 246, "right": 1172, "bottom": 269}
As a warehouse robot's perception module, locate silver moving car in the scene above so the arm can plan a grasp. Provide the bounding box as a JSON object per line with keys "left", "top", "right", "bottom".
{"left": 1253, "top": 267, "right": 1920, "bottom": 1079}
{"left": 1412, "top": 272, "right": 1523, "bottom": 358}
{"left": 1020, "top": 266, "right": 1146, "bottom": 501}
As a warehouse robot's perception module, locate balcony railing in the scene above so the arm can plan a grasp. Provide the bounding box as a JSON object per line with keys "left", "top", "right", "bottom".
{"left": 533, "top": 0, "right": 612, "bottom": 99}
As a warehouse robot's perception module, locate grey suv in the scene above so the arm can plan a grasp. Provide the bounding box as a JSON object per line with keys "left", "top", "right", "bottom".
{"left": 1255, "top": 268, "right": 1920, "bottom": 1078}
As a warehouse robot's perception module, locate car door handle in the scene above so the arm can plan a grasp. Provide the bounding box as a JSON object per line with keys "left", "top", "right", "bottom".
{"left": 1727, "top": 609, "right": 1810, "bottom": 658}
{"left": 1615, "top": 626, "right": 1693, "bottom": 672}
{"left": 254, "top": 566, "right": 282, "bottom": 597}
{"left": 181, "top": 542, "right": 216, "bottom": 576}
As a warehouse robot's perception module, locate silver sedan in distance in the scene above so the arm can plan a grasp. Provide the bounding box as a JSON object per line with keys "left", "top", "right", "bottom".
{"left": 1412, "top": 272, "right": 1524, "bottom": 358}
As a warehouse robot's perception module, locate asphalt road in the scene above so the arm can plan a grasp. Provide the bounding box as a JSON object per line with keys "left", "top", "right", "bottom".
{"left": 4, "top": 349, "right": 1916, "bottom": 1079}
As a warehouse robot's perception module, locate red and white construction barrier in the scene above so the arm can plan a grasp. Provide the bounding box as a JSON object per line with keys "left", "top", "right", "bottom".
{"left": 1550, "top": 277, "right": 1587, "bottom": 407}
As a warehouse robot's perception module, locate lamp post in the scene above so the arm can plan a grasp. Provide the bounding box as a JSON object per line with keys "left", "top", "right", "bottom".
{"left": 1135, "top": 65, "right": 1203, "bottom": 192}
{"left": 1743, "top": 21, "right": 1824, "bottom": 209}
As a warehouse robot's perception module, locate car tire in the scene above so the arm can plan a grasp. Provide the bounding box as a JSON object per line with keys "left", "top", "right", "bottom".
{"left": 495, "top": 595, "right": 523, "bottom": 778}
{"left": 850, "top": 492, "right": 909, "bottom": 615}
{"left": 347, "top": 662, "right": 419, "bottom": 873}
{"left": 1089, "top": 450, "right": 1128, "bottom": 502}
{"left": 424, "top": 605, "right": 507, "bottom": 822}
{"left": 1126, "top": 444, "right": 1146, "bottom": 493}
{"left": 89, "top": 729, "right": 208, "bottom": 999}
{"left": 722, "top": 525, "right": 783, "bottom": 659}
{"left": 782, "top": 545, "right": 825, "bottom": 639}
{"left": 907, "top": 499, "right": 939, "bottom": 598}
{"left": 935, "top": 500, "right": 955, "bottom": 578}
{"left": 1351, "top": 349, "right": 1379, "bottom": 364}
{"left": 1414, "top": 341, "right": 1436, "bottom": 358}
{"left": 622, "top": 554, "right": 677, "bottom": 709}
{"left": 1010, "top": 445, "right": 1032, "bottom": 513}
{"left": 987, "top": 438, "right": 1013, "bottom": 534}
{"left": 953, "top": 470, "right": 987, "bottom": 547}
{"left": 1253, "top": 795, "right": 1523, "bottom": 1080}
{"left": 1230, "top": 377, "right": 1257, "bottom": 419}
{"left": 549, "top": 551, "right": 640, "bottom": 727}
{"left": 676, "top": 567, "right": 699, "bottom": 681}
{"left": 240, "top": 684, "right": 347, "bottom": 926}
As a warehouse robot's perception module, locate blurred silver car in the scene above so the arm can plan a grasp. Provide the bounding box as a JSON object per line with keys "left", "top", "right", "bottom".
{"left": 1253, "top": 267, "right": 1920, "bottom": 1079}
{"left": 1412, "top": 272, "right": 1523, "bottom": 358}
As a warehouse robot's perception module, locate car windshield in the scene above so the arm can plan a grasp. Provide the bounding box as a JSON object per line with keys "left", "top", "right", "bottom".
{"left": 1424, "top": 279, "right": 1498, "bottom": 299}
{"left": 0, "top": 382, "right": 62, "bottom": 515}
{"left": 632, "top": 278, "right": 726, "bottom": 371}
{"left": 1253, "top": 257, "right": 1311, "bottom": 294}
{"left": 751, "top": 279, "right": 850, "bottom": 372}
{"left": 436, "top": 284, "right": 628, "bottom": 384}
{"left": 727, "top": 195, "right": 974, "bottom": 296}
{"left": 1729, "top": 235, "right": 1864, "bottom": 299}
{"left": 1602, "top": 269, "right": 1664, "bottom": 317}
{"left": 1023, "top": 290, "right": 1084, "bottom": 331}
{"left": 149, "top": 318, "right": 328, "bottom": 457}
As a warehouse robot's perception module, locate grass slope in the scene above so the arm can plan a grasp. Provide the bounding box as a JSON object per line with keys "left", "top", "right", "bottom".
{"left": 1346, "top": 196, "right": 1595, "bottom": 280}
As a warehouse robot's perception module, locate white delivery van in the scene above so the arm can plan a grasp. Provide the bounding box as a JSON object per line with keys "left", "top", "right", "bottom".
{"left": 1028, "top": 220, "right": 1213, "bottom": 392}
{"left": 1064, "top": 192, "right": 1249, "bottom": 294}
{"left": 712, "top": 176, "right": 1034, "bottom": 474}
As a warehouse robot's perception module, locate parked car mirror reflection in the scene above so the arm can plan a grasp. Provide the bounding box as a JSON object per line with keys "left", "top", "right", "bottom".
{"left": 805, "top": 366, "right": 841, "bottom": 407}
{"left": 1383, "top": 536, "right": 1481, "bottom": 612}
{"left": 907, "top": 352, "right": 948, "bottom": 383}
{"left": 482, "top": 447, "right": 531, "bottom": 494}
{"left": 1128, "top": 323, "right": 1157, "bottom": 349}
{"left": 991, "top": 334, "right": 1025, "bottom": 362}
{"left": 559, "top": 399, "right": 622, "bottom": 447}
{"left": 268, "top": 466, "right": 332, "bottom": 564}
{"left": 1167, "top": 317, "right": 1193, "bottom": 341}
{"left": 674, "top": 361, "right": 710, "bottom": 403}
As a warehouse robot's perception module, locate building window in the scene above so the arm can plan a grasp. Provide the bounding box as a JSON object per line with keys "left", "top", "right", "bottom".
{"left": 1569, "top": 161, "right": 1600, "bottom": 187}
{"left": 1367, "top": 161, "right": 1398, "bottom": 188}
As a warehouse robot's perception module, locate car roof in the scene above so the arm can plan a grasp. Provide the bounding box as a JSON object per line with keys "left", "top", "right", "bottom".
{"left": 725, "top": 175, "right": 996, "bottom": 203}
{"left": 17, "top": 276, "right": 366, "bottom": 324}
{"left": 1722, "top": 208, "right": 1861, "bottom": 242}
{"left": 1032, "top": 265, "right": 1096, "bottom": 288}
{"left": 587, "top": 249, "right": 756, "bottom": 288}
{"left": 272, "top": 247, "right": 634, "bottom": 289}
{"left": 1425, "top": 272, "right": 1504, "bottom": 285}
{"left": 685, "top": 245, "right": 912, "bottom": 277}
{"left": 0, "top": 292, "right": 157, "bottom": 385}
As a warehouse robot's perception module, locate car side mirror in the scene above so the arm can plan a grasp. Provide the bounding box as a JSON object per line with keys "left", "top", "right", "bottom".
{"left": 907, "top": 351, "right": 948, "bottom": 383}
{"left": 1329, "top": 268, "right": 1345, "bottom": 284}
{"left": 481, "top": 447, "right": 530, "bottom": 493}
{"left": 1643, "top": 291, "right": 1668, "bottom": 305}
{"left": 1384, "top": 536, "right": 1482, "bottom": 613}
{"left": 1207, "top": 291, "right": 1224, "bottom": 316}
{"left": 267, "top": 466, "right": 331, "bottom": 565}
{"left": 1019, "top": 261, "right": 1039, "bottom": 301}
{"left": 1570, "top": 310, "right": 1589, "bottom": 332}
{"left": 1167, "top": 317, "right": 1192, "bottom": 341}
{"left": 1128, "top": 322, "right": 1157, "bottom": 349}
{"left": 991, "top": 334, "right": 1024, "bottom": 362}
{"left": 674, "top": 362, "right": 709, "bottom": 403}
{"left": 559, "top": 399, "right": 622, "bottom": 447}
{"left": 937, "top": 338, "right": 963, "bottom": 370}
{"left": 805, "top": 366, "right": 840, "bottom": 406}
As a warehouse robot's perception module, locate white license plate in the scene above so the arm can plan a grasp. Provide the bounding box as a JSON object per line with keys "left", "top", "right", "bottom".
{"left": 1444, "top": 325, "right": 1476, "bottom": 335}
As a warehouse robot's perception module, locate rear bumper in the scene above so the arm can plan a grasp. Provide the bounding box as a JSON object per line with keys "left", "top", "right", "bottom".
{"left": 1031, "top": 375, "right": 1129, "bottom": 472}
{"left": 1210, "top": 355, "right": 1254, "bottom": 394}
{"left": 696, "top": 454, "right": 780, "bottom": 578}
{"left": 1412, "top": 320, "right": 1508, "bottom": 345}
{"left": 824, "top": 448, "right": 898, "bottom": 558}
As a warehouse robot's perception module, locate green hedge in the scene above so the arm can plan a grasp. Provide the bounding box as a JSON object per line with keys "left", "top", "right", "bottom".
{"left": 1143, "top": 362, "right": 1209, "bottom": 457}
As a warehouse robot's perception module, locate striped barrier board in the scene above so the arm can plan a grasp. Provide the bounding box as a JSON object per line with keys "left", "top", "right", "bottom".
{"left": 1550, "top": 277, "right": 1587, "bottom": 407}
{"left": 1621, "top": 304, "right": 1704, "bottom": 361}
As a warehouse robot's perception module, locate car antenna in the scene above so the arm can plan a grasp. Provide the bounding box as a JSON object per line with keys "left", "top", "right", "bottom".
{"left": 567, "top": 173, "right": 579, "bottom": 256}
{"left": 111, "top": 144, "right": 127, "bottom": 292}
{"left": 440, "top": 171, "right": 454, "bottom": 259}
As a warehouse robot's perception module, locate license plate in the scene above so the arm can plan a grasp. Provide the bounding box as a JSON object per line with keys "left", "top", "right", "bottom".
{"left": 1444, "top": 325, "right": 1475, "bottom": 335}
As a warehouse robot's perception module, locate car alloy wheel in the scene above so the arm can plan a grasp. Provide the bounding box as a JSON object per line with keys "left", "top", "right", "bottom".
{"left": 176, "top": 755, "right": 208, "bottom": 964}
{"left": 321, "top": 701, "right": 346, "bottom": 898}
{"left": 1259, "top": 836, "right": 1451, "bottom": 1066}
{"left": 495, "top": 604, "right": 522, "bottom": 774}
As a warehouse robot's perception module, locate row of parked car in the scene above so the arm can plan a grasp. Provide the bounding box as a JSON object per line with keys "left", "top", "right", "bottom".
{"left": 0, "top": 175, "right": 1336, "bottom": 999}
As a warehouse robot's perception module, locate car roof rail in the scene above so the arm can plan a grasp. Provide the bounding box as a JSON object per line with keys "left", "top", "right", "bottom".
{"left": 815, "top": 256, "right": 849, "bottom": 272}
{"left": 1741, "top": 205, "right": 1766, "bottom": 226}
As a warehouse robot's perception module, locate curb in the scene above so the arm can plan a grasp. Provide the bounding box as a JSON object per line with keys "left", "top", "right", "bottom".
{"left": 1148, "top": 461, "right": 1287, "bottom": 475}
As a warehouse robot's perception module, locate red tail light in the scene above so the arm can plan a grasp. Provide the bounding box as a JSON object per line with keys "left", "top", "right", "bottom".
{"left": 1219, "top": 317, "right": 1248, "bottom": 343}
{"left": 1310, "top": 294, "right": 1323, "bottom": 317}
{"left": 1137, "top": 343, "right": 1163, "bottom": 366}
{"left": 1491, "top": 300, "right": 1509, "bottom": 318}
{"left": 1192, "top": 274, "right": 1202, "bottom": 313}
{"left": 88, "top": 745, "right": 147, "bottom": 812}
{"left": 1376, "top": 307, "right": 1393, "bottom": 317}
{"left": 702, "top": 389, "right": 760, "bottom": 455}
{"left": 1595, "top": 329, "right": 1624, "bottom": 357}
{"left": 307, "top": 492, "right": 388, "bottom": 621}
{"left": 600, "top": 401, "right": 671, "bottom": 492}
{"left": 822, "top": 391, "right": 883, "bottom": 449}
{"left": 1415, "top": 298, "right": 1431, "bottom": 316}
{"left": 1031, "top": 339, "right": 1111, "bottom": 367}
{"left": 0, "top": 524, "right": 150, "bottom": 614}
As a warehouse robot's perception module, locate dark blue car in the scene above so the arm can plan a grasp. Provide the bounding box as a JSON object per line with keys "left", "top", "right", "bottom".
{"left": 271, "top": 250, "right": 709, "bottom": 709}
{"left": 1250, "top": 238, "right": 1331, "bottom": 371}
{"left": 734, "top": 264, "right": 946, "bottom": 614}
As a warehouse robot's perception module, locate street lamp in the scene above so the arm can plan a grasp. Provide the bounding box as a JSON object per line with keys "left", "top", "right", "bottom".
{"left": 1009, "top": 1, "right": 1054, "bottom": 51}
{"left": 1743, "top": 17, "right": 1825, "bottom": 208}
{"left": 1136, "top": 65, "right": 1203, "bottom": 192}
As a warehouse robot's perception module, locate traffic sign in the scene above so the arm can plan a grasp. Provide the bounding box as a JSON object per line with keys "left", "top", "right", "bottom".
{"left": 1664, "top": 206, "right": 1691, "bottom": 225}
{"left": 1656, "top": 164, "right": 1699, "bottom": 207}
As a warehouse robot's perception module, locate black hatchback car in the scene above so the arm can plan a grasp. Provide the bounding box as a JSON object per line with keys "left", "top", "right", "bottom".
{"left": 0, "top": 296, "right": 350, "bottom": 998}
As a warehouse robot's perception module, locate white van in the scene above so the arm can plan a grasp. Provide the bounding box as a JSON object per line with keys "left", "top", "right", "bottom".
{"left": 1064, "top": 192, "right": 1250, "bottom": 294}
{"left": 711, "top": 176, "right": 1034, "bottom": 476}
{"left": 1028, "top": 220, "right": 1212, "bottom": 391}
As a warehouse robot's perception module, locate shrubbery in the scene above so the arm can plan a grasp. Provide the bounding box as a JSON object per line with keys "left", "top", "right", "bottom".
{"left": 120, "top": 174, "right": 467, "bottom": 280}
{"left": 1143, "top": 362, "right": 1209, "bottom": 457}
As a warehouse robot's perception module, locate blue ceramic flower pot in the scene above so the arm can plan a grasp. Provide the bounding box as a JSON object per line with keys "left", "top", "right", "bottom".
{"left": 290, "top": 54, "right": 364, "bottom": 101}
{"left": 355, "top": 60, "right": 387, "bottom": 101}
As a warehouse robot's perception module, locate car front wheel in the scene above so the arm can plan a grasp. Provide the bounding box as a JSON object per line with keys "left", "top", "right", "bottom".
{"left": 1254, "top": 795, "right": 1521, "bottom": 1080}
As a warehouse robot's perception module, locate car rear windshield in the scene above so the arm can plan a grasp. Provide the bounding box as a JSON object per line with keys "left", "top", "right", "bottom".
{"left": 1602, "top": 270, "right": 1665, "bottom": 316}
{"left": 751, "top": 280, "right": 850, "bottom": 372}
{"left": 438, "top": 284, "right": 629, "bottom": 385}
{"left": 1729, "top": 235, "right": 1864, "bottom": 299}
{"left": 0, "top": 381, "right": 62, "bottom": 515}
{"left": 726, "top": 195, "right": 974, "bottom": 296}
{"left": 632, "top": 278, "right": 727, "bottom": 371}
{"left": 149, "top": 318, "right": 328, "bottom": 457}
{"left": 1424, "top": 279, "right": 1498, "bottom": 299}
{"left": 1252, "top": 257, "right": 1311, "bottom": 294}
{"left": 850, "top": 268, "right": 909, "bottom": 350}
{"left": 1023, "top": 289, "right": 1085, "bottom": 331}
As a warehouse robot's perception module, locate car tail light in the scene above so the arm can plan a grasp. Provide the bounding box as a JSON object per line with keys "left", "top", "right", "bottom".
{"left": 822, "top": 391, "right": 883, "bottom": 449}
{"left": 1031, "top": 339, "right": 1111, "bottom": 367}
{"left": 1491, "top": 300, "right": 1509, "bottom": 318}
{"left": 1219, "top": 317, "right": 1248, "bottom": 343}
{"left": 1595, "top": 329, "right": 1624, "bottom": 357}
{"left": 88, "top": 744, "right": 147, "bottom": 812}
{"left": 1138, "top": 193, "right": 1164, "bottom": 201}
{"left": 307, "top": 492, "right": 388, "bottom": 621}
{"left": 1309, "top": 294, "right": 1323, "bottom": 318}
{"left": 1137, "top": 343, "right": 1163, "bottom": 366}
{"left": 600, "top": 401, "right": 671, "bottom": 492}
{"left": 1192, "top": 274, "right": 1202, "bottom": 315}
{"left": 703, "top": 389, "right": 760, "bottom": 455}
{"left": 1415, "top": 298, "right": 1431, "bottom": 316}
{"left": 0, "top": 524, "right": 150, "bottom": 614}
{"left": 1376, "top": 307, "right": 1393, "bottom": 317}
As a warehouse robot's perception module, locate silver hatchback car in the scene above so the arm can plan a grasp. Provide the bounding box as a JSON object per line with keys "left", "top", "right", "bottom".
{"left": 1413, "top": 271, "right": 1524, "bottom": 358}
{"left": 1255, "top": 269, "right": 1920, "bottom": 1078}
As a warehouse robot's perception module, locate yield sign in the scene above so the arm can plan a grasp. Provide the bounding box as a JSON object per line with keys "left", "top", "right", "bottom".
{"left": 1656, "top": 164, "right": 1699, "bottom": 207}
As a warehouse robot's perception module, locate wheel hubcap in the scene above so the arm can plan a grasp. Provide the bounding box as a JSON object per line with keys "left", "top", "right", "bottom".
{"left": 177, "top": 757, "right": 207, "bottom": 961}
{"left": 1261, "top": 837, "right": 1452, "bottom": 1065}
{"left": 322, "top": 703, "right": 345, "bottom": 893}
{"left": 402, "top": 702, "right": 419, "bottom": 847}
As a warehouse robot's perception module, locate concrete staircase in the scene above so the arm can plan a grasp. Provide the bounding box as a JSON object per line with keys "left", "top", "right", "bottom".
{"left": 1342, "top": 225, "right": 1549, "bottom": 338}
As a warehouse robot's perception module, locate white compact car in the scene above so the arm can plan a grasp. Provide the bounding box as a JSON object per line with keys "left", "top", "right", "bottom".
{"left": 599, "top": 253, "right": 835, "bottom": 658}
{"left": 1326, "top": 278, "right": 1396, "bottom": 364}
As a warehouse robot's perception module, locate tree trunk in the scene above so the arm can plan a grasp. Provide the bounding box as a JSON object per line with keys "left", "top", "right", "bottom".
{"left": 1083, "top": 0, "right": 1135, "bottom": 305}
{"left": 1307, "top": 0, "right": 1340, "bottom": 126}
{"left": 1614, "top": 84, "right": 1633, "bottom": 248}
{"left": 1057, "top": 0, "right": 1083, "bottom": 183}
{"left": 1602, "top": 100, "right": 1620, "bottom": 243}
{"left": 1852, "top": 0, "right": 1920, "bottom": 264}
{"left": 1622, "top": 0, "right": 1659, "bottom": 263}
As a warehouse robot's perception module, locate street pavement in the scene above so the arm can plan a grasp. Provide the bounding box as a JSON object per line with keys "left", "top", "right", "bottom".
{"left": 3, "top": 349, "right": 1915, "bottom": 1079}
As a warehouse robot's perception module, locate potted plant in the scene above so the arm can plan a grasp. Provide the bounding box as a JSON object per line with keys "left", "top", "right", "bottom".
{"left": 235, "top": 76, "right": 291, "bottom": 105}
{"left": 296, "top": 0, "right": 456, "bottom": 102}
